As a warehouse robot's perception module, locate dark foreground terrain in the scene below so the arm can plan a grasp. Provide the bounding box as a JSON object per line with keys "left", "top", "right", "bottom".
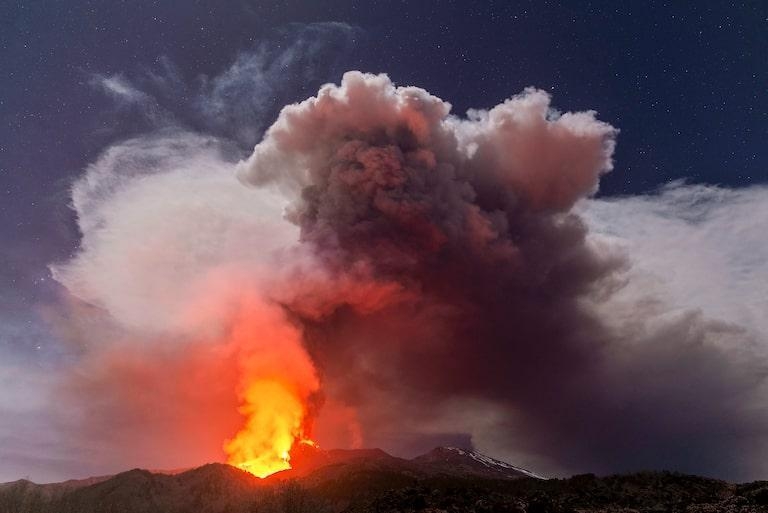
{"left": 2, "top": 447, "right": 767, "bottom": 513}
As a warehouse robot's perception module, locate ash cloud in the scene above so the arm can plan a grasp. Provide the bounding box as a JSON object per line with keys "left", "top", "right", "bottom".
{"left": 237, "top": 72, "right": 768, "bottom": 480}
{"left": 47, "top": 71, "right": 768, "bottom": 481}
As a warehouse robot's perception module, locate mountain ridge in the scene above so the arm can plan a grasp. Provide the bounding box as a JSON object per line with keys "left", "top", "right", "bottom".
{"left": 0, "top": 446, "right": 538, "bottom": 491}
{"left": 3, "top": 447, "right": 768, "bottom": 513}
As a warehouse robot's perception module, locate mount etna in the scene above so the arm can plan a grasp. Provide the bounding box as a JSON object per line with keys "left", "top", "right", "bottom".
{"left": 2, "top": 447, "right": 767, "bottom": 513}
{"left": 3, "top": 3, "right": 768, "bottom": 511}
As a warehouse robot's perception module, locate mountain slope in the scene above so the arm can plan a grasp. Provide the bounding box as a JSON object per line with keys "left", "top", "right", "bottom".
{"left": 411, "top": 447, "right": 545, "bottom": 480}
{"left": 3, "top": 448, "right": 768, "bottom": 513}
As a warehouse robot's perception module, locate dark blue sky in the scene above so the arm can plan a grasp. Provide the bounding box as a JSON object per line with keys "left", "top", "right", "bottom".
{"left": 0, "top": 0, "right": 767, "bottom": 481}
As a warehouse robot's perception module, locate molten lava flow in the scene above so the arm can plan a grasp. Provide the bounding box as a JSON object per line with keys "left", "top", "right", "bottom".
{"left": 222, "top": 298, "right": 320, "bottom": 478}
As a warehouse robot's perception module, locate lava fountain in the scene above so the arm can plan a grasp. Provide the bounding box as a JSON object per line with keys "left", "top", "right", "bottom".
{"left": 222, "top": 296, "right": 320, "bottom": 478}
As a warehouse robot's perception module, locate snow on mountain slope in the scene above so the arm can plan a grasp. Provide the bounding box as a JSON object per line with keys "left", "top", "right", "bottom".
{"left": 411, "top": 446, "right": 545, "bottom": 480}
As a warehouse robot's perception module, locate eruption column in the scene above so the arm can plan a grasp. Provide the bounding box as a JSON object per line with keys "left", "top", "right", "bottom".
{"left": 222, "top": 296, "right": 319, "bottom": 477}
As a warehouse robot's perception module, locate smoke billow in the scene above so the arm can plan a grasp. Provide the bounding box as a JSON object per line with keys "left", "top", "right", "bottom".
{"left": 52, "top": 72, "right": 768, "bottom": 480}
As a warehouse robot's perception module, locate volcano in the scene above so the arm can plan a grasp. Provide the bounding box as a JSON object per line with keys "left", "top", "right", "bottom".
{"left": 0, "top": 447, "right": 539, "bottom": 513}
{"left": 275, "top": 445, "right": 542, "bottom": 481}
{"left": 3, "top": 448, "right": 768, "bottom": 513}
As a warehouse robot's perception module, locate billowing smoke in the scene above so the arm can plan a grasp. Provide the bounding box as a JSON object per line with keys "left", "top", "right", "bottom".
{"left": 51, "top": 72, "right": 768, "bottom": 481}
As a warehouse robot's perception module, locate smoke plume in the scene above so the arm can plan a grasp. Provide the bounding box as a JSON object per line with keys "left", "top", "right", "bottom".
{"left": 51, "top": 72, "right": 768, "bottom": 480}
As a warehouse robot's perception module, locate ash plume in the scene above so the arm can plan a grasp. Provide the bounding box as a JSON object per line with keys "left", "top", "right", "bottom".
{"left": 50, "top": 72, "right": 768, "bottom": 481}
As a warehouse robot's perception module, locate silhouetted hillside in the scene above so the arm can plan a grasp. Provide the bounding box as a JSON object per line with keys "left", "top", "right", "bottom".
{"left": 2, "top": 448, "right": 767, "bottom": 513}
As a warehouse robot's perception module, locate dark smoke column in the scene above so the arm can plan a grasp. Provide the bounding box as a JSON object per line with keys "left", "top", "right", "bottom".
{"left": 238, "top": 72, "right": 767, "bottom": 481}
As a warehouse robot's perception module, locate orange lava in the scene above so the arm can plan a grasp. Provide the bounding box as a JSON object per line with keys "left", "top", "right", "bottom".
{"left": 224, "top": 380, "right": 314, "bottom": 477}
{"left": 222, "top": 297, "right": 320, "bottom": 478}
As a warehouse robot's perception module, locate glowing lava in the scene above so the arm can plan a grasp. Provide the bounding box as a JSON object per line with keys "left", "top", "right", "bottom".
{"left": 224, "top": 380, "right": 314, "bottom": 477}
{"left": 222, "top": 298, "right": 320, "bottom": 478}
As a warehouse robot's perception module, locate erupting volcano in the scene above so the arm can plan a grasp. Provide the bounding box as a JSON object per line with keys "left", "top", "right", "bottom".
{"left": 48, "top": 70, "right": 621, "bottom": 477}
{"left": 45, "top": 69, "right": 768, "bottom": 484}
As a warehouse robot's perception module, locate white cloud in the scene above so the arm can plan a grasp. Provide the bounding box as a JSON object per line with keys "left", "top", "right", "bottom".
{"left": 93, "top": 74, "right": 152, "bottom": 105}
{"left": 51, "top": 131, "right": 298, "bottom": 335}
{"left": 582, "top": 181, "right": 768, "bottom": 344}
{"left": 90, "top": 23, "right": 361, "bottom": 147}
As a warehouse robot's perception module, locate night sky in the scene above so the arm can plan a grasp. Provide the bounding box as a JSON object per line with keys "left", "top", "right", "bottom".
{"left": 1, "top": 1, "right": 767, "bottom": 482}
